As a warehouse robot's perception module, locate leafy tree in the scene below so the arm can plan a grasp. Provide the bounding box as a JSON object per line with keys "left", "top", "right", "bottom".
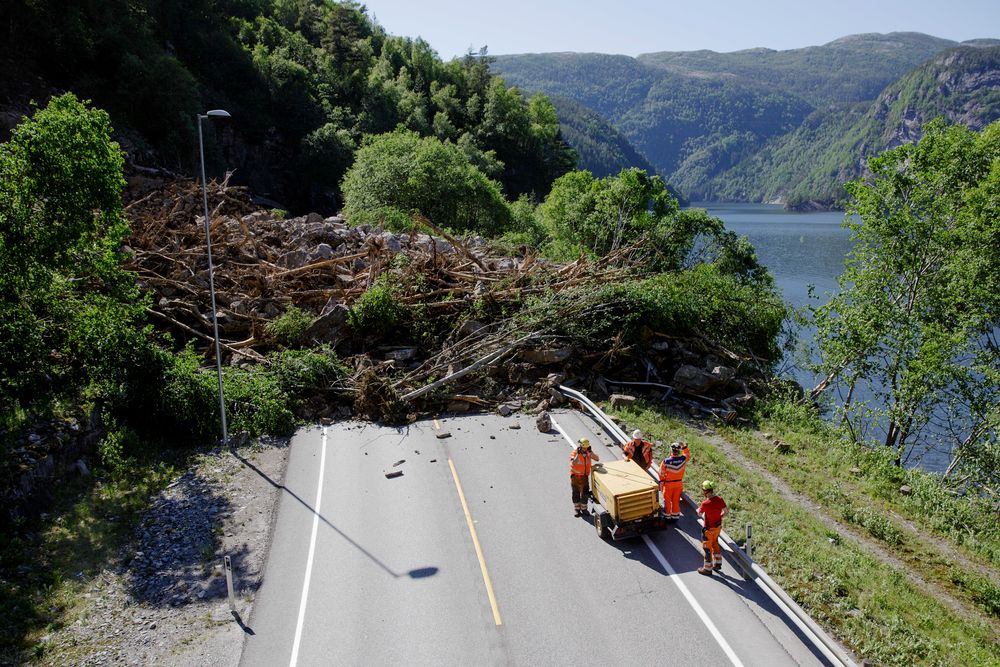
{"left": 341, "top": 128, "right": 511, "bottom": 234}
{"left": 812, "top": 120, "right": 1000, "bottom": 482}
{"left": 0, "top": 93, "right": 147, "bottom": 410}
{"left": 538, "top": 168, "right": 769, "bottom": 281}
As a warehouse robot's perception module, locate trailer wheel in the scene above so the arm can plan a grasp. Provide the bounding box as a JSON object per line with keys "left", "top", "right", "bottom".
{"left": 595, "top": 512, "right": 611, "bottom": 540}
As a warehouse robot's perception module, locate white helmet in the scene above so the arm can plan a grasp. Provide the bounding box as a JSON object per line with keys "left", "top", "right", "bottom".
{"left": 632, "top": 429, "right": 643, "bottom": 439}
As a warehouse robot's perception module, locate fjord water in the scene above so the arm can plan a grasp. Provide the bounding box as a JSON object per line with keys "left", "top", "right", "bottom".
{"left": 696, "top": 202, "right": 952, "bottom": 473}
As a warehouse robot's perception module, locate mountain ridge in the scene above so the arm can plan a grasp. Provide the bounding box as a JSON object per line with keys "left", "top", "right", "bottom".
{"left": 493, "top": 32, "right": 1000, "bottom": 207}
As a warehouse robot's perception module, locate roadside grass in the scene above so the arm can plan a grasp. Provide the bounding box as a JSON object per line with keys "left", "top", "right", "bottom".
{"left": 708, "top": 402, "right": 1000, "bottom": 620}
{"left": 609, "top": 403, "right": 1000, "bottom": 667}
{"left": 746, "top": 399, "right": 1000, "bottom": 570}
{"left": 0, "top": 451, "right": 183, "bottom": 664}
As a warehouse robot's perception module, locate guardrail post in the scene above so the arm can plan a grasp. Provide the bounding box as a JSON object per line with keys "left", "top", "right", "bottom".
{"left": 745, "top": 523, "right": 753, "bottom": 561}
{"left": 225, "top": 555, "right": 236, "bottom": 612}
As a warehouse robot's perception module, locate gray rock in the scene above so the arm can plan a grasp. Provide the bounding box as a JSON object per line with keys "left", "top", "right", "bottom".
{"left": 305, "top": 304, "right": 348, "bottom": 343}
{"left": 458, "top": 319, "right": 486, "bottom": 337}
{"left": 672, "top": 365, "right": 718, "bottom": 394}
{"left": 519, "top": 347, "right": 574, "bottom": 365}
{"left": 314, "top": 243, "right": 335, "bottom": 259}
{"left": 608, "top": 394, "right": 637, "bottom": 408}
{"left": 378, "top": 232, "right": 402, "bottom": 253}
{"left": 535, "top": 411, "right": 552, "bottom": 432}
{"left": 710, "top": 365, "right": 736, "bottom": 382}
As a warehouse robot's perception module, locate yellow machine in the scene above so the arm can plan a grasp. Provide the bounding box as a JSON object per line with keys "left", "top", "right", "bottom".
{"left": 589, "top": 459, "right": 664, "bottom": 540}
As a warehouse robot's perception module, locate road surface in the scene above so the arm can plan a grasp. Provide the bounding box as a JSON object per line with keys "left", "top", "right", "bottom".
{"left": 240, "top": 409, "right": 831, "bottom": 666}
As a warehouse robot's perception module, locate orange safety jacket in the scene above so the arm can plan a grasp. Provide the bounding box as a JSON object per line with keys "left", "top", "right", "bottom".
{"left": 659, "top": 449, "right": 689, "bottom": 483}
{"left": 624, "top": 438, "right": 653, "bottom": 467}
{"left": 570, "top": 448, "right": 599, "bottom": 476}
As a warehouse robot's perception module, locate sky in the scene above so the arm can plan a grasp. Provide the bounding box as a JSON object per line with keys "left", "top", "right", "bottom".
{"left": 359, "top": 0, "right": 1000, "bottom": 60}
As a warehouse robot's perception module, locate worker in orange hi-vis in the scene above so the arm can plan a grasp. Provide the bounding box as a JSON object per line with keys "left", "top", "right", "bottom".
{"left": 570, "top": 438, "right": 600, "bottom": 517}
{"left": 696, "top": 480, "right": 728, "bottom": 576}
{"left": 624, "top": 429, "right": 653, "bottom": 471}
{"left": 658, "top": 441, "right": 690, "bottom": 520}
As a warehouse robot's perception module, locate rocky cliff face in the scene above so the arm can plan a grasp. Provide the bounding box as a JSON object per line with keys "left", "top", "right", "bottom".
{"left": 871, "top": 45, "right": 1000, "bottom": 150}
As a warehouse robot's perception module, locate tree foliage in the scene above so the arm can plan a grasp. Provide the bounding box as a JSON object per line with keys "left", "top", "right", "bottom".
{"left": 0, "top": 93, "right": 148, "bottom": 411}
{"left": 341, "top": 129, "right": 511, "bottom": 234}
{"left": 813, "top": 119, "right": 1000, "bottom": 491}
{"left": 1, "top": 1, "right": 577, "bottom": 213}
{"left": 538, "top": 168, "right": 771, "bottom": 282}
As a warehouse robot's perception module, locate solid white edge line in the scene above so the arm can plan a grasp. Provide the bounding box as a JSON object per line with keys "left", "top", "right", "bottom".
{"left": 641, "top": 535, "right": 744, "bottom": 666}
{"left": 552, "top": 415, "right": 744, "bottom": 667}
{"left": 289, "top": 426, "right": 328, "bottom": 667}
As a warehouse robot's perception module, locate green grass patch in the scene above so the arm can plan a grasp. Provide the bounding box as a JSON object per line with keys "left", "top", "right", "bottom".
{"left": 0, "top": 449, "right": 184, "bottom": 664}
{"left": 715, "top": 402, "right": 1000, "bottom": 623}
{"left": 609, "top": 401, "right": 1000, "bottom": 666}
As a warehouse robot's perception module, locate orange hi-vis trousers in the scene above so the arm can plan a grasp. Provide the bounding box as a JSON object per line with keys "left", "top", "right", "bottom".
{"left": 660, "top": 481, "right": 683, "bottom": 518}
{"left": 702, "top": 525, "right": 723, "bottom": 568}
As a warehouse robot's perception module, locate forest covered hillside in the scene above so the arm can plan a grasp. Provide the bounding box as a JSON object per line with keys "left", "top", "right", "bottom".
{"left": 0, "top": 0, "right": 578, "bottom": 214}
{"left": 707, "top": 44, "right": 1000, "bottom": 207}
{"left": 494, "top": 32, "right": 1000, "bottom": 207}
{"left": 547, "top": 95, "right": 658, "bottom": 179}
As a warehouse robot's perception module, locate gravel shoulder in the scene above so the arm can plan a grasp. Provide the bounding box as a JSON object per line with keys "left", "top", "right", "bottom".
{"left": 37, "top": 438, "right": 289, "bottom": 666}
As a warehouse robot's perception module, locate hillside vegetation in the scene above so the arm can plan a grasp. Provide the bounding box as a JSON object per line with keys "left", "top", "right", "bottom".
{"left": 710, "top": 45, "right": 1000, "bottom": 207}
{"left": 0, "top": 0, "right": 576, "bottom": 213}
{"left": 493, "top": 33, "right": 1000, "bottom": 206}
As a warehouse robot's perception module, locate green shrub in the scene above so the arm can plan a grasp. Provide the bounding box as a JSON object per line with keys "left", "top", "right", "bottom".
{"left": 156, "top": 346, "right": 221, "bottom": 444}
{"left": 265, "top": 305, "right": 314, "bottom": 348}
{"left": 348, "top": 274, "right": 403, "bottom": 335}
{"left": 268, "top": 346, "right": 349, "bottom": 396}
{"left": 841, "top": 504, "right": 904, "bottom": 545}
{"left": 224, "top": 367, "right": 295, "bottom": 436}
{"left": 950, "top": 570, "right": 1000, "bottom": 617}
{"left": 540, "top": 265, "right": 786, "bottom": 363}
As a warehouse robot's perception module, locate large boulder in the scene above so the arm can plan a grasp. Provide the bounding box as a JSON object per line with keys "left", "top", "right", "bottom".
{"left": 305, "top": 303, "right": 348, "bottom": 343}
{"left": 672, "top": 365, "right": 718, "bottom": 394}
{"left": 609, "top": 394, "right": 637, "bottom": 408}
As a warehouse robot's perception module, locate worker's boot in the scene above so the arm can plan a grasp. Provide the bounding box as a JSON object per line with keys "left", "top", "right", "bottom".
{"left": 697, "top": 566, "right": 713, "bottom": 576}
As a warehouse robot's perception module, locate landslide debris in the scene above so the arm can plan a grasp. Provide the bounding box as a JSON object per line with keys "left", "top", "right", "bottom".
{"left": 124, "top": 177, "right": 764, "bottom": 421}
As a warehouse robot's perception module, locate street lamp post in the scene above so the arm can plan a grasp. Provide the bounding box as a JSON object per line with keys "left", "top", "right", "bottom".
{"left": 197, "top": 109, "right": 231, "bottom": 443}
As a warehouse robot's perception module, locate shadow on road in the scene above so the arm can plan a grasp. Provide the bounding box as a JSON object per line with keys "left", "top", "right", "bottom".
{"left": 230, "top": 447, "right": 438, "bottom": 581}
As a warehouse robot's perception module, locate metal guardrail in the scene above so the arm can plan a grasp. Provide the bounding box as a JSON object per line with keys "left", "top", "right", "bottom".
{"left": 557, "top": 384, "right": 857, "bottom": 667}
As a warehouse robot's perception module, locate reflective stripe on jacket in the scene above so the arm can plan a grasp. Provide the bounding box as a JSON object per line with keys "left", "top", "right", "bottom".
{"left": 570, "top": 449, "right": 598, "bottom": 476}
{"left": 659, "top": 453, "right": 688, "bottom": 483}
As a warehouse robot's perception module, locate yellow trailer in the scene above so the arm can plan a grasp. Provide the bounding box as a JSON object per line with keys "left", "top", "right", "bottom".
{"left": 589, "top": 459, "right": 664, "bottom": 540}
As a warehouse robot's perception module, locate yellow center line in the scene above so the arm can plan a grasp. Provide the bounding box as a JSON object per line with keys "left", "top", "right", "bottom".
{"left": 448, "top": 458, "right": 503, "bottom": 626}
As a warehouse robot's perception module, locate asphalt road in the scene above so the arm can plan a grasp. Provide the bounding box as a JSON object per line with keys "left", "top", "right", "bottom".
{"left": 240, "top": 410, "right": 831, "bottom": 666}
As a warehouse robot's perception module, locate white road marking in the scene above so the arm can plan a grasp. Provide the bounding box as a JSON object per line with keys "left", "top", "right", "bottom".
{"left": 288, "top": 427, "right": 328, "bottom": 667}
{"left": 551, "top": 415, "right": 744, "bottom": 667}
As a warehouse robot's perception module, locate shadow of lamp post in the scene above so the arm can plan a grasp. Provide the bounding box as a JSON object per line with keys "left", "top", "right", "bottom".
{"left": 197, "top": 109, "right": 231, "bottom": 443}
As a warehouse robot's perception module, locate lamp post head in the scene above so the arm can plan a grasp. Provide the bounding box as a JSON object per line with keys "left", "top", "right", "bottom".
{"left": 201, "top": 109, "right": 231, "bottom": 119}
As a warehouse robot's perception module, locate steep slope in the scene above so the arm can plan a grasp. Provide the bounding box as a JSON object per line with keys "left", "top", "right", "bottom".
{"left": 493, "top": 52, "right": 658, "bottom": 119}
{"left": 547, "top": 95, "right": 658, "bottom": 178}
{"left": 711, "top": 45, "right": 1000, "bottom": 208}
{"left": 493, "top": 33, "right": 998, "bottom": 205}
